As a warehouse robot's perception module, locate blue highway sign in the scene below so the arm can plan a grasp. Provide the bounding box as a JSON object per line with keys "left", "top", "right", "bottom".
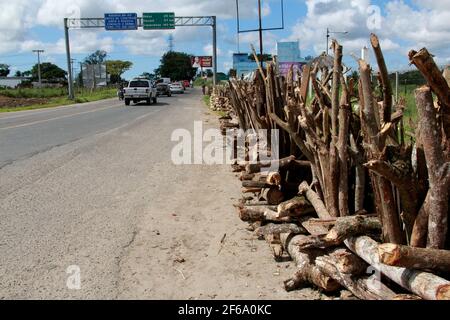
{"left": 105, "top": 13, "right": 138, "bottom": 31}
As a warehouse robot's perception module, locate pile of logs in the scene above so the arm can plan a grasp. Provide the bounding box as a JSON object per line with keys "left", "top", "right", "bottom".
{"left": 221, "top": 33, "right": 450, "bottom": 300}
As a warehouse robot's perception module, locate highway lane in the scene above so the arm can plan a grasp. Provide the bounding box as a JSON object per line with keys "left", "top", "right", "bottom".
{"left": 0, "top": 97, "right": 169, "bottom": 168}
{"left": 0, "top": 89, "right": 201, "bottom": 299}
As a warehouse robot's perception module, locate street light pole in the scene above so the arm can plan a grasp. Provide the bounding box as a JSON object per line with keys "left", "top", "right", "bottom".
{"left": 326, "top": 28, "right": 348, "bottom": 55}
{"left": 32, "top": 49, "right": 44, "bottom": 87}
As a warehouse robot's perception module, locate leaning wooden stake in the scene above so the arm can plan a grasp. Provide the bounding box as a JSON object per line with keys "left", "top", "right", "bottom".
{"left": 415, "top": 86, "right": 449, "bottom": 249}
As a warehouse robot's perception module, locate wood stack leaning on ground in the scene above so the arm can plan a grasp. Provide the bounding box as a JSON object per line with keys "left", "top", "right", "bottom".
{"left": 210, "top": 33, "right": 450, "bottom": 300}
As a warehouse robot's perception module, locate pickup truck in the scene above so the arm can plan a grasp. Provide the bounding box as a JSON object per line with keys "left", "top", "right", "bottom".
{"left": 124, "top": 79, "right": 157, "bottom": 106}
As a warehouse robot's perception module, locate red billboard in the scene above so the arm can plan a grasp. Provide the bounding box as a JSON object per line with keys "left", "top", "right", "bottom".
{"left": 191, "top": 56, "right": 213, "bottom": 68}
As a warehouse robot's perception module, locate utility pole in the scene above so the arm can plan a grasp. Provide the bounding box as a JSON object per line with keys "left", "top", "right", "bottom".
{"left": 70, "top": 59, "right": 76, "bottom": 86}
{"left": 258, "top": 0, "right": 263, "bottom": 57}
{"left": 212, "top": 16, "right": 217, "bottom": 86}
{"left": 79, "top": 62, "right": 83, "bottom": 88}
{"left": 64, "top": 18, "right": 74, "bottom": 99}
{"left": 32, "top": 49, "right": 44, "bottom": 87}
{"left": 326, "top": 28, "right": 348, "bottom": 55}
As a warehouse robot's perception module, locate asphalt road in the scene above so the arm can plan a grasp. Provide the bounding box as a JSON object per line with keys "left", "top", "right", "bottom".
{"left": 0, "top": 97, "right": 169, "bottom": 169}
{"left": 0, "top": 89, "right": 318, "bottom": 300}
{"left": 0, "top": 91, "right": 200, "bottom": 298}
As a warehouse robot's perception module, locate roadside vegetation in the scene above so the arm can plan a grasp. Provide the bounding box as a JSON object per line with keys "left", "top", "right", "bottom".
{"left": 0, "top": 87, "right": 117, "bottom": 112}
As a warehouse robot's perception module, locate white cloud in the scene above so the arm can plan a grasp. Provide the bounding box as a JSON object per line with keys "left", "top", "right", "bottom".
{"left": 287, "top": 0, "right": 449, "bottom": 69}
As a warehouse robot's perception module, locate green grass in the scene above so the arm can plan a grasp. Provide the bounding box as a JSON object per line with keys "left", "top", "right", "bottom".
{"left": 0, "top": 87, "right": 68, "bottom": 98}
{"left": 202, "top": 95, "right": 211, "bottom": 107}
{"left": 0, "top": 88, "right": 117, "bottom": 113}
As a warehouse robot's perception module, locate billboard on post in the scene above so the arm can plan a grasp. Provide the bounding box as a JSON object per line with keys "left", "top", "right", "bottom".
{"left": 279, "top": 62, "right": 305, "bottom": 80}
{"left": 191, "top": 56, "right": 213, "bottom": 68}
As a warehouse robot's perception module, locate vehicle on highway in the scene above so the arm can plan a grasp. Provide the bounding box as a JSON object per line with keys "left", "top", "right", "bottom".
{"left": 156, "top": 83, "right": 172, "bottom": 97}
{"left": 157, "top": 77, "right": 171, "bottom": 85}
{"left": 169, "top": 82, "right": 184, "bottom": 94}
{"left": 124, "top": 78, "right": 157, "bottom": 106}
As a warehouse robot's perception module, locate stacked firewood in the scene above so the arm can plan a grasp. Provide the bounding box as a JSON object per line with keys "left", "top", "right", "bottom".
{"left": 220, "top": 33, "right": 450, "bottom": 300}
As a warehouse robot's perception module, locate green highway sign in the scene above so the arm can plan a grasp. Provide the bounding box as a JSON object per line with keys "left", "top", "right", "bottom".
{"left": 143, "top": 12, "right": 175, "bottom": 30}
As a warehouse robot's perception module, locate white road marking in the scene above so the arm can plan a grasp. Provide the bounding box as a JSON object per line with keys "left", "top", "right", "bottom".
{"left": 0, "top": 104, "right": 123, "bottom": 130}
{"left": 0, "top": 98, "right": 120, "bottom": 121}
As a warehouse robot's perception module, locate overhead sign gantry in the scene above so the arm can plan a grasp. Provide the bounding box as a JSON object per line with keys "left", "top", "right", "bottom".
{"left": 64, "top": 13, "right": 217, "bottom": 99}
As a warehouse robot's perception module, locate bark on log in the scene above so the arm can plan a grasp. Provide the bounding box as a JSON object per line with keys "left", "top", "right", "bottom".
{"left": 302, "top": 218, "right": 336, "bottom": 236}
{"left": 298, "top": 181, "right": 332, "bottom": 219}
{"left": 245, "top": 155, "right": 296, "bottom": 174}
{"left": 371, "top": 34, "right": 393, "bottom": 124}
{"left": 294, "top": 216, "right": 381, "bottom": 250}
{"left": 410, "top": 194, "right": 430, "bottom": 248}
{"left": 277, "top": 196, "right": 314, "bottom": 218}
{"left": 415, "top": 86, "right": 449, "bottom": 249}
{"left": 345, "top": 236, "right": 450, "bottom": 300}
{"left": 255, "top": 223, "right": 307, "bottom": 237}
{"left": 359, "top": 59, "right": 404, "bottom": 245}
{"left": 281, "top": 233, "right": 340, "bottom": 292}
{"left": 316, "top": 254, "right": 396, "bottom": 300}
{"left": 237, "top": 205, "right": 291, "bottom": 223}
{"left": 379, "top": 243, "right": 450, "bottom": 272}
{"left": 260, "top": 188, "right": 285, "bottom": 205}
{"left": 338, "top": 80, "right": 351, "bottom": 216}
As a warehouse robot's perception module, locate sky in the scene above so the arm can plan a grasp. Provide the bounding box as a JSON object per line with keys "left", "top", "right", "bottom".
{"left": 0, "top": 0, "right": 449, "bottom": 79}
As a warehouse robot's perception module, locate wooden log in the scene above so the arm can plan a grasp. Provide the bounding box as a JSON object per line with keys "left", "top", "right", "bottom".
{"left": 245, "top": 155, "right": 296, "bottom": 174}
{"left": 316, "top": 254, "right": 396, "bottom": 300}
{"left": 293, "top": 216, "right": 381, "bottom": 250}
{"left": 237, "top": 205, "right": 290, "bottom": 223}
{"left": 255, "top": 223, "right": 307, "bottom": 238}
{"left": 281, "top": 233, "right": 340, "bottom": 292}
{"left": 328, "top": 40, "right": 343, "bottom": 218}
{"left": 338, "top": 75, "right": 351, "bottom": 216}
{"left": 265, "top": 233, "right": 284, "bottom": 261}
{"left": 410, "top": 193, "right": 430, "bottom": 248}
{"left": 409, "top": 48, "right": 450, "bottom": 115}
{"left": 239, "top": 172, "right": 255, "bottom": 181}
{"left": 241, "top": 187, "right": 262, "bottom": 194}
{"left": 326, "top": 215, "right": 381, "bottom": 243}
{"left": 298, "top": 181, "right": 332, "bottom": 219}
{"left": 359, "top": 59, "right": 404, "bottom": 245}
{"left": 378, "top": 243, "right": 450, "bottom": 272}
{"left": 393, "top": 294, "right": 422, "bottom": 300}
{"left": 302, "top": 218, "right": 336, "bottom": 236}
{"left": 242, "top": 181, "right": 271, "bottom": 189}
{"left": 277, "top": 196, "right": 314, "bottom": 218}
{"left": 371, "top": 33, "right": 393, "bottom": 124}
{"left": 345, "top": 236, "right": 450, "bottom": 300}
{"left": 364, "top": 159, "right": 418, "bottom": 239}
{"left": 415, "top": 86, "right": 449, "bottom": 249}
{"left": 260, "top": 188, "right": 285, "bottom": 205}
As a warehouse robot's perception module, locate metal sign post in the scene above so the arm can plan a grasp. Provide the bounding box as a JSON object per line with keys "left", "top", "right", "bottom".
{"left": 64, "top": 14, "right": 217, "bottom": 99}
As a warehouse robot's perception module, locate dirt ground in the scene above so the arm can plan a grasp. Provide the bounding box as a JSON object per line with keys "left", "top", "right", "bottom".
{"left": 117, "top": 110, "right": 327, "bottom": 300}
{"left": 0, "top": 95, "right": 47, "bottom": 109}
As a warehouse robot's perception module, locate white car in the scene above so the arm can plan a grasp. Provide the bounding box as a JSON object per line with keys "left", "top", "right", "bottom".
{"left": 124, "top": 78, "right": 157, "bottom": 105}
{"left": 169, "top": 82, "right": 184, "bottom": 94}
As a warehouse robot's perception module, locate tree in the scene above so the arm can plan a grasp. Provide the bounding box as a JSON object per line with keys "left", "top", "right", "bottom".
{"left": 106, "top": 60, "right": 133, "bottom": 84}
{"left": 140, "top": 72, "right": 155, "bottom": 80}
{"left": 31, "top": 63, "right": 67, "bottom": 82}
{"left": 228, "top": 69, "right": 237, "bottom": 78}
{"left": 0, "top": 64, "right": 10, "bottom": 77}
{"left": 158, "top": 51, "right": 197, "bottom": 81}
{"left": 84, "top": 50, "right": 107, "bottom": 65}
{"left": 15, "top": 70, "right": 22, "bottom": 77}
